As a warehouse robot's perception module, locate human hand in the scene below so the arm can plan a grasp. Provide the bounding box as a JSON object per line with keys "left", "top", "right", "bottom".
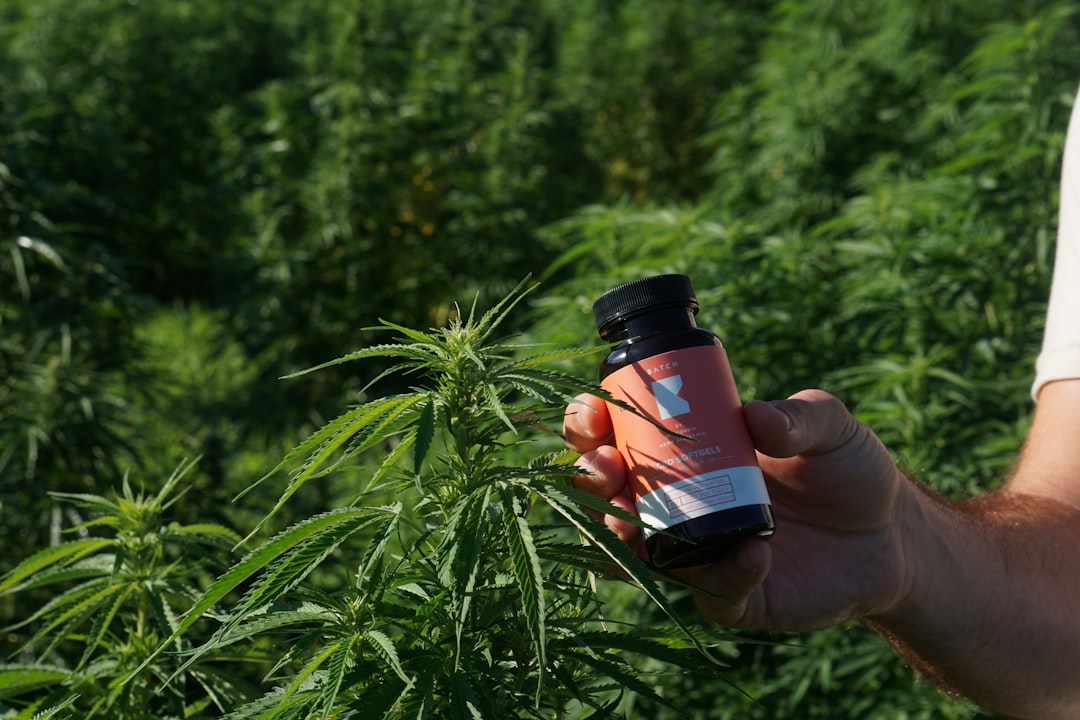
{"left": 562, "top": 389, "right": 914, "bottom": 631}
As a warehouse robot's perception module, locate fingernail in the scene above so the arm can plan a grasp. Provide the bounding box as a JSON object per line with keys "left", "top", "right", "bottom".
{"left": 769, "top": 401, "right": 795, "bottom": 431}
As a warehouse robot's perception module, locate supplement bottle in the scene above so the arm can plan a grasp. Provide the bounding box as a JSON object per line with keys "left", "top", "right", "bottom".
{"left": 593, "top": 274, "right": 774, "bottom": 568}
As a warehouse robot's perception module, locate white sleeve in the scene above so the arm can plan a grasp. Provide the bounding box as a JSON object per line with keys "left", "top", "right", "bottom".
{"left": 1033, "top": 91, "right": 1080, "bottom": 399}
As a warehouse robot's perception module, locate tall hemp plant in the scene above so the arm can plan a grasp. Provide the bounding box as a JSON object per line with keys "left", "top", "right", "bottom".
{"left": 134, "top": 282, "right": 732, "bottom": 718}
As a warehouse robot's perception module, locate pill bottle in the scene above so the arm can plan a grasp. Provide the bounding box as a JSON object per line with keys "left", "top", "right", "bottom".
{"left": 593, "top": 274, "right": 774, "bottom": 568}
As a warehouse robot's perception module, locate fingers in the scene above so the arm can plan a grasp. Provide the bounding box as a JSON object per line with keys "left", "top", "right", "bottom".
{"left": 682, "top": 538, "right": 772, "bottom": 628}
{"left": 605, "top": 492, "right": 643, "bottom": 549}
{"left": 563, "top": 393, "right": 613, "bottom": 453}
{"left": 743, "top": 389, "right": 860, "bottom": 459}
{"left": 573, "top": 444, "right": 627, "bottom": 499}
{"left": 574, "top": 445, "right": 640, "bottom": 546}
{"left": 565, "top": 393, "right": 641, "bottom": 548}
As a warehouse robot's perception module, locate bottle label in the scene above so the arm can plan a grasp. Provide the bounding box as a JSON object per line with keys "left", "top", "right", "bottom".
{"left": 601, "top": 344, "right": 770, "bottom": 537}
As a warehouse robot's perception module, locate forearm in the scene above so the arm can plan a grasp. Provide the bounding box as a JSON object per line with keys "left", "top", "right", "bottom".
{"left": 868, "top": 481, "right": 1080, "bottom": 719}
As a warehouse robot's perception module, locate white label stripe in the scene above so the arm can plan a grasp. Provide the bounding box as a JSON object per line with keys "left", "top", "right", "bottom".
{"left": 636, "top": 466, "right": 770, "bottom": 535}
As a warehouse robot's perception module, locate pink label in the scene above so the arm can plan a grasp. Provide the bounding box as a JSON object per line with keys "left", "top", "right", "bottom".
{"left": 601, "top": 345, "right": 766, "bottom": 527}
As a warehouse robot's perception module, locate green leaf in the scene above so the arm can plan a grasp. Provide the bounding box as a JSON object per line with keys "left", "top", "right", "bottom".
{"left": 439, "top": 487, "right": 492, "bottom": 667}
{"left": 579, "top": 693, "right": 624, "bottom": 720}
{"left": 8, "top": 574, "right": 112, "bottom": 637}
{"left": 47, "top": 492, "right": 120, "bottom": 517}
{"left": 500, "top": 372, "right": 583, "bottom": 406}
{"left": 318, "top": 633, "right": 357, "bottom": 719}
{"left": 524, "top": 479, "right": 720, "bottom": 665}
{"left": 167, "top": 522, "right": 243, "bottom": 547}
{"left": 0, "top": 665, "right": 70, "bottom": 699}
{"left": 28, "top": 582, "right": 123, "bottom": 661}
{"left": 282, "top": 641, "right": 338, "bottom": 707}
{"left": 413, "top": 397, "right": 437, "bottom": 480}
{"left": 239, "top": 394, "right": 423, "bottom": 541}
{"left": 375, "top": 319, "right": 443, "bottom": 346}
{"left": 233, "top": 405, "right": 372, "bottom": 502}
{"left": 213, "top": 604, "right": 336, "bottom": 650}
{"left": 235, "top": 505, "right": 397, "bottom": 618}
{"left": 362, "top": 428, "right": 417, "bottom": 496}
{"left": 459, "top": 340, "right": 488, "bottom": 374}
{"left": 524, "top": 478, "right": 652, "bottom": 533}
{"left": 1, "top": 554, "right": 114, "bottom": 595}
{"left": 280, "top": 342, "right": 438, "bottom": 379}
{"left": 71, "top": 516, "right": 122, "bottom": 532}
{"left": 364, "top": 628, "right": 413, "bottom": 688}
{"left": 220, "top": 685, "right": 291, "bottom": 720}
{"left": 128, "top": 506, "right": 395, "bottom": 684}
{"left": 505, "top": 345, "right": 604, "bottom": 368}
{"left": 173, "top": 505, "right": 398, "bottom": 686}
{"left": 0, "top": 538, "right": 115, "bottom": 595}
{"left": 482, "top": 381, "right": 516, "bottom": 432}
{"left": 78, "top": 582, "right": 133, "bottom": 670}
{"left": 562, "top": 649, "right": 685, "bottom": 715}
{"left": 246, "top": 395, "right": 415, "bottom": 496}
{"left": 450, "top": 669, "right": 488, "bottom": 720}
{"left": 496, "top": 366, "right": 601, "bottom": 397}
{"left": 143, "top": 581, "right": 183, "bottom": 641}
{"left": 533, "top": 541, "right": 612, "bottom": 571}
{"left": 356, "top": 512, "right": 400, "bottom": 594}
{"left": 220, "top": 683, "right": 320, "bottom": 720}
{"left": 552, "top": 629, "right": 724, "bottom": 671}
{"left": 347, "top": 672, "right": 410, "bottom": 719}
{"left": 335, "top": 395, "right": 428, "bottom": 469}
{"left": 500, "top": 488, "right": 546, "bottom": 702}
{"left": 28, "top": 694, "right": 79, "bottom": 720}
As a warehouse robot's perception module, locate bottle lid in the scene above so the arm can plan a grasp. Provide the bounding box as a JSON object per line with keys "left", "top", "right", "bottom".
{"left": 593, "top": 274, "right": 698, "bottom": 336}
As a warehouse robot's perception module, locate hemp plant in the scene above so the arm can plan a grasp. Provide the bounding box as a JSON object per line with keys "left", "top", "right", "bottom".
{"left": 143, "top": 282, "right": 728, "bottom": 719}
{"left": 0, "top": 459, "right": 248, "bottom": 719}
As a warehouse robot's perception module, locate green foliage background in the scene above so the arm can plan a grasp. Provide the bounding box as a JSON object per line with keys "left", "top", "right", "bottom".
{"left": 2, "top": 0, "right": 1077, "bottom": 717}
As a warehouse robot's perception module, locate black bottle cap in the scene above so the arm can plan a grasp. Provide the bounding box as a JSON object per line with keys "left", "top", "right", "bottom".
{"left": 593, "top": 274, "right": 698, "bottom": 336}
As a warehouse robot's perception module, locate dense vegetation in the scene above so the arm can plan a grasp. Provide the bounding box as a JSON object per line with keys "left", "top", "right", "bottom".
{"left": 2, "top": 0, "right": 1077, "bottom": 717}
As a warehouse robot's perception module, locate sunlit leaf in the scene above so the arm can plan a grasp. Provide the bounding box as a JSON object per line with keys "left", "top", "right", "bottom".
{"left": 131, "top": 506, "right": 395, "bottom": 683}
{"left": 501, "top": 488, "right": 547, "bottom": 703}
{"left": 0, "top": 539, "right": 116, "bottom": 596}
{"left": 0, "top": 665, "right": 71, "bottom": 700}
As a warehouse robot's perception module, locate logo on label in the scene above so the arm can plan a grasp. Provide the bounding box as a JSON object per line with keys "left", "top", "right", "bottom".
{"left": 652, "top": 375, "right": 691, "bottom": 420}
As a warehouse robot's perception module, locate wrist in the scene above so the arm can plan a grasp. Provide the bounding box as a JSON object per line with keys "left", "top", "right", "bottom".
{"left": 866, "top": 472, "right": 950, "bottom": 625}
{"left": 863, "top": 473, "right": 986, "bottom": 686}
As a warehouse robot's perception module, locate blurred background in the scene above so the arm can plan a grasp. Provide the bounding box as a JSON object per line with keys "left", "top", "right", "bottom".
{"left": 2, "top": 0, "right": 1077, "bottom": 716}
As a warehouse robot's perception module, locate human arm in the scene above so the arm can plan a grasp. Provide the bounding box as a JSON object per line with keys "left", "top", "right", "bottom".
{"left": 876, "top": 86, "right": 1080, "bottom": 709}
{"left": 881, "top": 84, "right": 1080, "bottom": 715}
{"left": 869, "top": 378, "right": 1080, "bottom": 719}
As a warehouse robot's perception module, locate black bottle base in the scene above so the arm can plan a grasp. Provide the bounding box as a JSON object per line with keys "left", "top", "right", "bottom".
{"left": 645, "top": 504, "right": 775, "bottom": 570}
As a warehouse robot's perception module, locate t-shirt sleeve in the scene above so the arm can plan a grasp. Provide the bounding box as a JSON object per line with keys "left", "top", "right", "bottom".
{"left": 1033, "top": 91, "right": 1080, "bottom": 400}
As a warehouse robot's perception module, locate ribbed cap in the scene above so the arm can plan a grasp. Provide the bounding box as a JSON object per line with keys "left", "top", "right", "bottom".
{"left": 592, "top": 274, "right": 697, "bottom": 337}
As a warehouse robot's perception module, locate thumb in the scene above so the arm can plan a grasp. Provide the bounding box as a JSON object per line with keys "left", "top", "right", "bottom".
{"left": 743, "top": 389, "right": 860, "bottom": 459}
